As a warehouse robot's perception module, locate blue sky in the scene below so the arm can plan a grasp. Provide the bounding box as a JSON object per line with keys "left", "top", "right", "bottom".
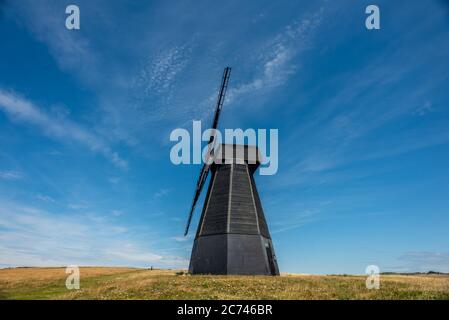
{"left": 0, "top": 0, "right": 449, "bottom": 274}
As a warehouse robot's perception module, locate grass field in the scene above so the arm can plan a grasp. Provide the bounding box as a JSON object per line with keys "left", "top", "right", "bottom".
{"left": 1, "top": 267, "right": 448, "bottom": 300}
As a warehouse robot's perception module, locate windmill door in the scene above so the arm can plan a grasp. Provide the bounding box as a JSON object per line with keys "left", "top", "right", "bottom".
{"left": 265, "top": 242, "right": 276, "bottom": 275}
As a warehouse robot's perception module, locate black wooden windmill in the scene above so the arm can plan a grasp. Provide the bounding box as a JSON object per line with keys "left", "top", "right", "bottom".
{"left": 184, "top": 67, "right": 279, "bottom": 275}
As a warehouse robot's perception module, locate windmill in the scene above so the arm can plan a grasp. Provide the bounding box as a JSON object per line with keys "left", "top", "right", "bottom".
{"left": 184, "top": 67, "right": 279, "bottom": 275}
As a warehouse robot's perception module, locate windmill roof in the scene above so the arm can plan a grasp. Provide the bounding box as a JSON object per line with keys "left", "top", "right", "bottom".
{"left": 213, "top": 143, "right": 261, "bottom": 165}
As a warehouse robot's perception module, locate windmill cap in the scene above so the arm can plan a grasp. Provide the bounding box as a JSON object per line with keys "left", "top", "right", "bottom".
{"left": 214, "top": 143, "right": 262, "bottom": 165}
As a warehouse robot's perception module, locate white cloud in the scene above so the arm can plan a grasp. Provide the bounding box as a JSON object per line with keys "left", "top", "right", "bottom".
{"left": 8, "top": 0, "right": 97, "bottom": 76}
{"left": 0, "top": 89, "right": 128, "bottom": 170}
{"left": 386, "top": 251, "right": 449, "bottom": 273}
{"left": 4, "top": 1, "right": 325, "bottom": 151}
{"left": 268, "top": 198, "right": 335, "bottom": 234}
{"left": 153, "top": 188, "right": 172, "bottom": 199}
{"left": 274, "top": 27, "right": 449, "bottom": 188}
{"left": 171, "top": 236, "right": 190, "bottom": 242}
{"left": 0, "top": 170, "right": 23, "bottom": 180}
{"left": 0, "top": 200, "right": 187, "bottom": 268}
{"left": 135, "top": 44, "right": 191, "bottom": 98}
{"left": 68, "top": 203, "right": 88, "bottom": 210}
{"left": 111, "top": 210, "right": 124, "bottom": 217}
{"left": 227, "top": 9, "right": 323, "bottom": 104}
{"left": 106, "top": 245, "right": 163, "bottom": 263}
{"left": 271, "top": 209, "right": 320, "bottom": 234}
{"left": 35, "top": 194, "right": 55, "bottom": 203}
{"left": 108, "top": 177, "right": 121, "bottom": 184}
{"left": 413, "top": 101, "right": 434, "bottom": 116}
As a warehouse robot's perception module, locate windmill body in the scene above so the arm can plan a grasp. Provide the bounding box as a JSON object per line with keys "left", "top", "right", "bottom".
{"left": 184, "top": 67, "right": 279, "bottom": 275}
{"left": 189, "top": 144, "right": 279, "bottom": 275}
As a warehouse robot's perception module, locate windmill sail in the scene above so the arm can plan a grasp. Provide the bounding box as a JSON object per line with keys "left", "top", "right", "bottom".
{"left": 184, "top": 163, "right": 209, "bottom": 236}
{"left": 184, "top": 67, "right": 231, "bottom": 236}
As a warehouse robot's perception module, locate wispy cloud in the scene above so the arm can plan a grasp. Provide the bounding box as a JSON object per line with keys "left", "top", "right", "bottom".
{"left": 0, "top": 200, "right": 187, "bottom": 268}
{"left": 106, "top": 245, "right": 162, "bottom": 263}
{"left": 413, "top": 101, "right": 434, "bottom": 116}
{"left": 269, "top": 199, "right": 333, "bottom": 234}
{"left": 111, "top": 210, "right": 124, "bottom": 217}
{"left": 153, "top": 188, "right": 172, "bottom": 199}
{"left": 8, "top": 0, "right": 97, "bottom": 78}
{"left": 67, "top": 203, "right": 88, "bottom": 210}
{"left": 35, "top": 194, "right": 55, "bottom": 203}
{"left": 273, "top": 20, "right": 449, "bottom": 188}
{"left": 271, "top": 209, "right": 319, "bottom": 234}
{"left": 171, "top": 235, "right": 190, "bottom": 242}
{"left": 108, "top": 177, "right": 121, "bottom": 184}
{"left": 5, "top": 1, "right": 325, "bottom": 151}
{"left": 227, "top": 8, "right": 323, "bottom": 104}
{"left": 0, "top": 89, "right": 128, "bottom": 170}
{"left": 134, "top": 44, "right": 192, "bottom": 99}
{"left": 0, "top": 170, "right": 23, "bottom": 180}
{"left": 385, "top": 251, "right": 449, "bottom": 273}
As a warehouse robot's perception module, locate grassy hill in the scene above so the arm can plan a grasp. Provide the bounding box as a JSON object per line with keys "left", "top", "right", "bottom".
{"left": 1, "top": 267, "right": 448, "bottom": 300}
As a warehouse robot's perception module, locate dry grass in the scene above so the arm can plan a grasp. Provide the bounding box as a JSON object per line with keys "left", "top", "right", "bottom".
{"left": 0, "top": 267, "right": 138, "bottom": 284}
{"left": 0, "top": 267, "right": 448, "bottom": 300}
